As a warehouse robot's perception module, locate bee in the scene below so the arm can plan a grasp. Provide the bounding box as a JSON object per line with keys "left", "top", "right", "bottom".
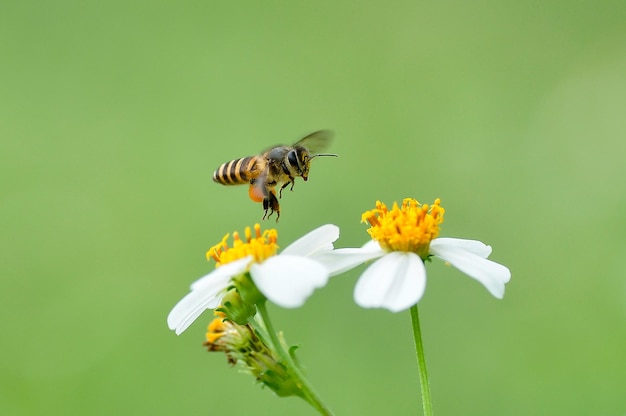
{"left": 212, "top": 130, "right": 336, "bottom": 220}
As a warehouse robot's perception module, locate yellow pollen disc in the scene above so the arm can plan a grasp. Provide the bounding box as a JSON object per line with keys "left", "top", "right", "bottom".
{"left": 206, "top": 311, "right": 227, "bottom": 343}
{"left": 206, "top": 223, "right": 279, "bottom": 267}
{"left": 361, "top": 198, "right": 445, "bottom": 259}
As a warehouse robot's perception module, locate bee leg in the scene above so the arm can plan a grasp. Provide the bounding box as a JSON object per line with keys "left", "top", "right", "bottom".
{"left": 279, "top": 180, "right": 293, "bottom": 199}
{"left": 262, "top": 190, "right": 281, "bottom": 221}
{"left": 262, "top": 197, "right": 271, "bottom": 219}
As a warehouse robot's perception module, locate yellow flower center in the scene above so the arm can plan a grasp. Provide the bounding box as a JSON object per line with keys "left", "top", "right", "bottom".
{"left": 206, "top": 223, "right": 279, "bottom": 266}
{"left": 361, "top": 198, "right": 445, "bottom": 259}
{"left": 206, "top": 311, "right": 228, "bottom": 344}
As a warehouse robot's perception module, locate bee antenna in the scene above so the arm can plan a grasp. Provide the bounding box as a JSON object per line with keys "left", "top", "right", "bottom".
{"left": 311, "top": 153, "right": 338, "bottom": 160}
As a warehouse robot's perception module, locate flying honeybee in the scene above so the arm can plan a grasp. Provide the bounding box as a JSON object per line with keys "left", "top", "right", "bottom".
{"left": 212, "top": 130, "right": 336, "bottom": 220}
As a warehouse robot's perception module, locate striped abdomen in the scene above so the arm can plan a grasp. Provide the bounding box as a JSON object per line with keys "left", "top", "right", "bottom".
{"left": 213, "top": 156, "right": 260, "bottom": 185}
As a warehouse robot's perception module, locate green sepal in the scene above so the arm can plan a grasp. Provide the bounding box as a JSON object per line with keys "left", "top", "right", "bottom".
{"left": 219, "top": 289, "right": 256, "bottom": 325}
{"left": 233, "top": 272, "right": 266, "bottom": 305}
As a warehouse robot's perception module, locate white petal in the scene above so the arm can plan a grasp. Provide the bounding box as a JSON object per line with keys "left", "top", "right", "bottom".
{"left": 167, "top": 271, "right": 234, "bottom": 335}
{"left": 430, "top": 245, "right": 511, "bottom": 299}
{"left": 250, "top": 255, "right": 329, "bottom": 308}
{"left": 190, "top": 256, "right": 251, "bottom": 291}
{"left": 430, "top": 238, "right": 492, "bottom": 258}
{"left": 281, "top": 224, "right": 339, "bottom": 256}
{"left": 361, "top": 240, "right": 384, "bottom": 251}
{"left": 311, "top": 240, "right": 385, "bottom": 276}
{"left": 354, "top": 252, "right": 426, "bottom": 312}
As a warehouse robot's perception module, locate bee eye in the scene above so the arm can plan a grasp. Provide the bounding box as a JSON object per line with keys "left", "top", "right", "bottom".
{"left": 287, "top": 150, "right": 301, "bottom": 173}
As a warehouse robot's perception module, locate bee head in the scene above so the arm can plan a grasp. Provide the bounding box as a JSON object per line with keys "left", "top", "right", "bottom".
{"left": 286, "top": 147, "right": 337, "bottom": 181}
{"left": 287, "top": 147, "right": 311, "bottom": 181}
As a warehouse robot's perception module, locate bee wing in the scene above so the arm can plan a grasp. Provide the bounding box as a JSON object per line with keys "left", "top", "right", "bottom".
{"left": 293, "top": 130, "right": 334, "bottom": 155}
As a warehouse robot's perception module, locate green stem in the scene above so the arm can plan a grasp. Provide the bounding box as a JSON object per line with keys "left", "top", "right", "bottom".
{"left": 410, "top": 304, "right": 433, "bottom": 416}
{"left": 255, "top": 302, "right": 334, "bottom": 416}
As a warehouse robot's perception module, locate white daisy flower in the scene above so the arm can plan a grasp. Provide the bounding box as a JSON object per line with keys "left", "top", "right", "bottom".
{"left": 167, "top": 224, "right": 339, "bottom": 335}
{"left": 317, "top": 198, "right": 511, "bottom": 312}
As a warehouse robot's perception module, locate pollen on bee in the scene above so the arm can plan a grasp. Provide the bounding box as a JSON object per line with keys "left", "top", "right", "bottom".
{"left": 248, "top": 184, "right": 265, "bottom": 202}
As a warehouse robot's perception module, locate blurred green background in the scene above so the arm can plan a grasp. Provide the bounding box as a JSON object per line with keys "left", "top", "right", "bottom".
{"left": 2, "top": 1, "right": 625, "bottom": 415}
